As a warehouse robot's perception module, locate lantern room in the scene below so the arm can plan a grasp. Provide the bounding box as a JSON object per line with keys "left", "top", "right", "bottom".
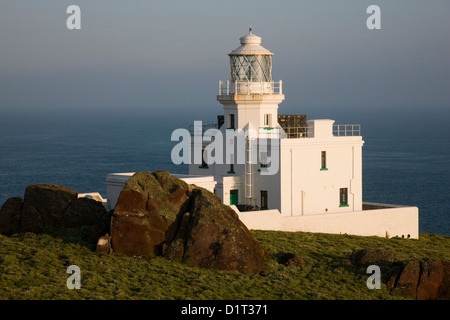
{"left": 228, "top": 28, "right": 273, "bottom": 83}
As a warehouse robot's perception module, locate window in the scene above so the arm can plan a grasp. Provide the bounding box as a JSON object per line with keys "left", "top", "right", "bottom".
{"left": 321, "top": 151, "right": 327, "bottom": 170}
{"left": 229, "top": 114, "right": 235, "bottom": 129}
{"left": 264, "top": 114, "right": 271, "bottom": 126}
{"left": 261, "top": 190, "right": 268, "bottom": 209}
{"left": 230, "top": 55, "right": 272, "bottom": 82}
{"left": 340, "top": 188, "right": 348, "bottom": 207}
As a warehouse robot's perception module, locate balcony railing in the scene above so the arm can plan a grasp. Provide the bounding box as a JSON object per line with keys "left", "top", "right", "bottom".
{"left": 218, "top": 80, "right": 282, "bottom": 95}
{"left": 188, "top": 123, "right": 361, "bottom": 138}
{"left": 282, "top": 124, "right": 361, "bottom": 138}
{"left": 282, "top": 126, "right": 309, "bottom": 138}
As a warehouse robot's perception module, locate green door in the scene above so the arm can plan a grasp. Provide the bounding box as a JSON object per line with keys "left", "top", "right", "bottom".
{"left": 230, "top": 190, "right": 238, "bottom": 205}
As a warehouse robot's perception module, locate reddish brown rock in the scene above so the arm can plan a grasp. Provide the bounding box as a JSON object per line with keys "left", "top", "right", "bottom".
{"left": 111, "top": 171, "right": 189, "bottom": 258}
{"left": 114, "top": 190, "right": 148, "bottom": 213}
{"left": 437, "top": 260, "right": 450, "bottom": 300}
{"left": 396, "top": 260, "right": 420, "bottom": 299}
{"left": 111, "top": 170, "right": 269, "bottom": 274}
{"left": 166, "top": 188, "right": 268, "bottom": 274}
{"left": 416, "top": 259, "right": 444, "bottom": 300}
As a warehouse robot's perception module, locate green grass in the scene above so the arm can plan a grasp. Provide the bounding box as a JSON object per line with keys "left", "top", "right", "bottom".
{"left": 0, "top": 231, "right": 449, "bottom": 300}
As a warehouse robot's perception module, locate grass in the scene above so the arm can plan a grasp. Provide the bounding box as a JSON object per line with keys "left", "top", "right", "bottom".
{"left": 0, "top": 230, "right": 449, "bottom": 300}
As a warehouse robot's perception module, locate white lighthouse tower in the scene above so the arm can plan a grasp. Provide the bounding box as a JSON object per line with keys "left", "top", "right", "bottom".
{"left": 189, "top": 29, "right": 287, "bottom": 209}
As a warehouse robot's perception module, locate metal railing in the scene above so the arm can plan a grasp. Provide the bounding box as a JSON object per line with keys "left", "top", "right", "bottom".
{"left": 333, "top": 124, "right": 361, "bottom": 136}
{"left": 188, "top": 123, "right": 361, "bottom": 138}
{"left": 281, "top": 124, "right": 361, "bottom": 138}
{"left": 218, "top": 80, "right": 282, "bottom": 95}
{"left": 282, "top": 126, "right": 309, "bottom": 138}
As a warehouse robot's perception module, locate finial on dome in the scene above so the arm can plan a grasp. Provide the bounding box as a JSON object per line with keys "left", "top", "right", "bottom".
{"left": 249, "top": 25, "right": 252, "bottom": 34}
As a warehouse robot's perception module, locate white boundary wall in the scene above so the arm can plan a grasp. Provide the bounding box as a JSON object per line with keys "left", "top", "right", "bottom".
{"left": 104, "top": 173, "right": 419, "bottom": 239}
{"left": 238, "top": 202, "right": 419, "bottom": 239}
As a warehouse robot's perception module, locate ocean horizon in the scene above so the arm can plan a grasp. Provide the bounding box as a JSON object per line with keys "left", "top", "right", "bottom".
{"left": 1, "top": 107, "right": 449, "bottom": 236}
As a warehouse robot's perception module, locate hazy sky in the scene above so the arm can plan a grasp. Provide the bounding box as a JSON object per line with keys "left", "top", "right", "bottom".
{"left": 0, "top": 0, "right": 449, "bottom": 120}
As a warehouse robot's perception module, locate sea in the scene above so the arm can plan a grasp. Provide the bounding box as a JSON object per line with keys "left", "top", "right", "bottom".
{"left": 0, "top": 107, "right": 449, "bottom": 236}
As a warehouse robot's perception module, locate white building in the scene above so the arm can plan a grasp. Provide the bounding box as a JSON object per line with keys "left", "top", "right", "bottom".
{"left": 104, "top": 30, "right": 419, "bottom": 239}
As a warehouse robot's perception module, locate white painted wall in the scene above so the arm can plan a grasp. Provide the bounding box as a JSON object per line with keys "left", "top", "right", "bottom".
{"left": 238, "top": 203, "right": 419, "bottom": 239}
{"left": 218, "top": 94, "right": 284, "bottom": 130}
{"left": 214, "top": 176, "right": 242, "bottom": 205}
{"left": 279, "top": 120, "right": 364, "bottom": 217}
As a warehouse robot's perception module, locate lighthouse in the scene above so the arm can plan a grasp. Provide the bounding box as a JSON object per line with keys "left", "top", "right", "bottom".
{"left": 104, "top": 29, "right": 419, "bottom": 239}
{"left": 189, "top": 29, "right": 365, "bottom": 214}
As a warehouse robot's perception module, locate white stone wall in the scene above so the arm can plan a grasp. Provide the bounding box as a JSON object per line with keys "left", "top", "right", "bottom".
{"left": 238, "top": 203, "right": 419, "bottom": 239}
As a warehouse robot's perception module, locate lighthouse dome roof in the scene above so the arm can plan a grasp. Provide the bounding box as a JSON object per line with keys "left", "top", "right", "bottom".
{"left": 229, "top": 30, "right": 273, "bottom": 56}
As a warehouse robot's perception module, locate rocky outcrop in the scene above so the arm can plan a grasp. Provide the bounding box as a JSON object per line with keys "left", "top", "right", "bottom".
{"left": 20, "top": 184, "right": 78, "bottom": 233}
{"left": 390, "top": 258, "right": 450, "bottom": 300}
{"left": 416, "top": 259, "right": 444, "bottom": 300}
{"left": 278, "top": 253, "right": 305, "bottom": 267}
{"left": 437, "top": 260, "right": 450, "bottom": 300}
{"left": 0, "top": 197, "right": 22, "bottom": 235}
{"left": 110, "top": 171, "right": 190, "bottom": 257}
{"left": 351, "top": 248, "right": 450, "bottom": 300}
{"left": 396, "top": 260, "right": 421, "bottom": 298}
{"left": 96, "top": 234, "right": 112, "bottom": 255}
{"left": 61, "top": 197, "right": 111, "bottom": 241}
{"left": 110, "top": 171, "right": 268, "bottom": 274}
{"left": 0, "top": 184, "right": 110, "bottom": 243}
{"left": 164, "top": 187, "right": 268, "bottom": 274}
{"left": 351, "top": 248, "right": 395, "bottom": 268}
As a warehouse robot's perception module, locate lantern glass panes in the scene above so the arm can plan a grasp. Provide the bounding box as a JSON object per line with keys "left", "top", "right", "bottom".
{"left": 230, "top": 55, "right": 272, "bottom": 82}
